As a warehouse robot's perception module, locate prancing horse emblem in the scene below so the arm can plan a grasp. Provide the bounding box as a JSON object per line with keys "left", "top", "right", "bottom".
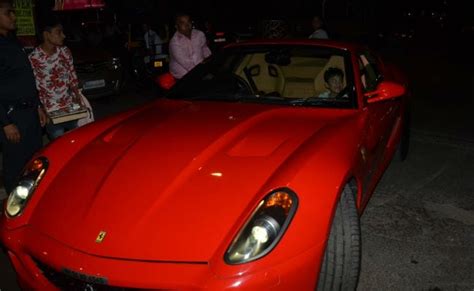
{"left": 95, "top": 231, "right": 107, "bottom": 243}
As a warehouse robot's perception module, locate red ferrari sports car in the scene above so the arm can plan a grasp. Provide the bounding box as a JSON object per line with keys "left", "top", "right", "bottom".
{"left": 1, "top": 39, "right": 409, "bottom": 290}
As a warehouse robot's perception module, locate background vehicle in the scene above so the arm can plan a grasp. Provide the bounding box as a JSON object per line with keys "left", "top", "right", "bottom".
{"left": 55, "top": 10, "right": 125, "bottom": 99}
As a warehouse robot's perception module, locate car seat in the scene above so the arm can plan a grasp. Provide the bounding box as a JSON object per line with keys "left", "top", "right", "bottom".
{"left": 235, "top": 53, "right": 285, "bottom": 96}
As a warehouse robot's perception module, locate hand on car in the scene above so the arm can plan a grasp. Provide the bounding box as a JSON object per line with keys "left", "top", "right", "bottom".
{"left": 3, "top": 124, "right": 21, "bottom": 143}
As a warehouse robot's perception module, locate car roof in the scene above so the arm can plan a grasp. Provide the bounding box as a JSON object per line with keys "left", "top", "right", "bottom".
{"left": 225, "top": 38, "right": 366, "bottom": 53}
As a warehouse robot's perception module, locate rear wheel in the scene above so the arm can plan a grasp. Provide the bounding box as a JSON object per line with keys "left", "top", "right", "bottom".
{"left": 316, "top": 185, "right": 361, "bottom": 291}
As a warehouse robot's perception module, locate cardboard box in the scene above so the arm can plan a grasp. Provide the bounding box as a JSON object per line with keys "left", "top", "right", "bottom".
{"left": 48, "top": 106, "right": 88, "bottom": 124}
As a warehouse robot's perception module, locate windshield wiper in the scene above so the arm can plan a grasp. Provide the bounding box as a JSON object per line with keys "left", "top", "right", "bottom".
{"left": 187, "top": 92, "right": 270, "bottom": 101}
{"left": 289, "top": 97, "right": 328, "bottom": 106}
{"left": 186, "top": 94, "right": 242, "bottom": 101}
{"left": 187, "top": 94, "right": 342, "bottom": 106}
{"left": 289, "top": 97, "right": 348, "bottom": 107}
{"left": 246, "top": 94, "right": 287, "bottom": 101}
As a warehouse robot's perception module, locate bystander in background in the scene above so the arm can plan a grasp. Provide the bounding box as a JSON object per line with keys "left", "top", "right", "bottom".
{"left": 143, "top": 22, "right": 163, "bottom": 64}
{"left": 0, "top": 0, "right": 46, "bottom": 194}
{"left": 309, "top": 16, "right": 329, "bottom": 39}
{"left": 29, "top": 16, "right": 81, "bottom": 140}
{"left": 169, "top": 13, "right": 211, "bottom": 79}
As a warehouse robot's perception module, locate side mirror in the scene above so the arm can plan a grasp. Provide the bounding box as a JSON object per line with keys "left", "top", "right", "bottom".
{"left": 365, "top": 81, "right": 406, "bottom": 104}
{"left": 155, "top": 72, "right": 176, "bottom": 91}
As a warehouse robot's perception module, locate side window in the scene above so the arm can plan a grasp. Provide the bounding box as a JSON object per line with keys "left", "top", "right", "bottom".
{"left": 358, "top": 52, "right": 380, "bottom": 92}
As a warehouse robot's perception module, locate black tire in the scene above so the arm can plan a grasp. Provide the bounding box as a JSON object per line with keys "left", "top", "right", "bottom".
{"left": 316, "top": 185, "right": 361, "bottom": 291}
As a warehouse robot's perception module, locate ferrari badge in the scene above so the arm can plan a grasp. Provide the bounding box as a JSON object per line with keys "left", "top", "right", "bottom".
{"left": 95, "top": 231, "right": 107, "bottom": 243}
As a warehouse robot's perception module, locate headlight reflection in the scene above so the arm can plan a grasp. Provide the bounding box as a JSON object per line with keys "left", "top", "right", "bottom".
{"left": 225, "top": 189, "right": 298, "bottom": 264}
{"left": 5, "top": 157, "right": 49, "bottom": 217}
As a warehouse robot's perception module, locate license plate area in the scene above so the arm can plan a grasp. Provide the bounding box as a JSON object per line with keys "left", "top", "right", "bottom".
{"left": 83, "top": 79, "right": 106, "bottom": 90}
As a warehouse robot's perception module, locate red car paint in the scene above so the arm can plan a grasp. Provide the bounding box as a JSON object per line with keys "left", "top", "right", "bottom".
{"left": 1, "top": 39, "right": 409, "bottom": 290}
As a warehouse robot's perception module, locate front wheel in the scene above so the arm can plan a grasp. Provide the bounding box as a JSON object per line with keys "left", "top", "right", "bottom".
{"left": 316, "top": 185, "right": 361, "bottom": 291}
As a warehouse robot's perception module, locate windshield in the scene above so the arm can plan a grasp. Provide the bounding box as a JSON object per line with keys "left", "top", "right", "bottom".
{"left": 167, "top": 45, "right": 357, "bottom": 108}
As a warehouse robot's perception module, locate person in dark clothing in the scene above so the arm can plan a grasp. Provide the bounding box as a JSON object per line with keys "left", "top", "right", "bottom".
{"left": 0, "top": 0, "right": 47, "bottom": 193}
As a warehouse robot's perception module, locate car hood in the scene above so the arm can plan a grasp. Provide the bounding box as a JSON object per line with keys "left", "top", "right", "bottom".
{"left": 30, "top": 99, "right": 357, "bottom": 262}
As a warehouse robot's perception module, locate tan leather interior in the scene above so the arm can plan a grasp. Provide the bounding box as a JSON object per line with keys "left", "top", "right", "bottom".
{"left": 280, "top": 57, "right": 326, "bottom": 97}
{"left": 234, "top": 53, "right": 346, "bottom": 98}
{"left": 235, "top": 54, "right": 285, "bottom": 95}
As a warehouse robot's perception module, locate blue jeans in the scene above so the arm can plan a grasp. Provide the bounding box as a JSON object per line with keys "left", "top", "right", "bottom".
{"left": 46, "top": 120, "right": 78, "bottom": 140}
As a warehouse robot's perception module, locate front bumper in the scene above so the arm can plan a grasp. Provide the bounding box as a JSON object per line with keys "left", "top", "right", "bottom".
{"left": 1, "top": 225, "right": 322, "bottom": 290}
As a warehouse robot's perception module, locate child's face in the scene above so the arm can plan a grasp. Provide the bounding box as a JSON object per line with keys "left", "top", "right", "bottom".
{"left": 45, "top": 25, "right": 65, "bottom": 46}
{"left": 326, "top": 75, "right": 343, "bottom": 96}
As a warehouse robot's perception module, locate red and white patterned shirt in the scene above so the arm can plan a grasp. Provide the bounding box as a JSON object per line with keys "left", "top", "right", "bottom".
{"left": 29, "top": 46, "right": 79, "bottom": 112}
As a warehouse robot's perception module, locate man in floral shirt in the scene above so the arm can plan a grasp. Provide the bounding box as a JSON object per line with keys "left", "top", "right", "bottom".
{"left": 29, "top": 16, "right": 81, "bottom": 139}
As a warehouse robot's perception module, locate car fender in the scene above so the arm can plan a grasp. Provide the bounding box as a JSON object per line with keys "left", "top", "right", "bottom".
{"left": 208, "top": 112, "right": 364, "bottom": 277}
{"left": 0, "top": 103, "right": 152, "bottom": 230}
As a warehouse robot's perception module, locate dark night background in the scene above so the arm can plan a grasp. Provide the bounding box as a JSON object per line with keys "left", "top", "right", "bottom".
{"left": 90, "top": 0, "right": 472, "bottom": 106}
{"left": 34, "top": 0, "right": 472, "bottom": 42}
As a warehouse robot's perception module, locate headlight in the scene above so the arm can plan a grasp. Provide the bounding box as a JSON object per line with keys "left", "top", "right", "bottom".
{"left": 225, "top": 189, "right": 298, "bottom": 264}
{"left": 6, "top": 157, "right": 48, "bottom": 217}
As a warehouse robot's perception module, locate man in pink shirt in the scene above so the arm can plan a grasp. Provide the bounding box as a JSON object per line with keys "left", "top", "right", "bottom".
{"left": 169, "top": 13, "right": 211, "bottom": 79}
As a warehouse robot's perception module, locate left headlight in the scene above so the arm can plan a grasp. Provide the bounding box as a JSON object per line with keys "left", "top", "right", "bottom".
{"left": 6, "top": 157, "right": 48, "bottom": 217}
{"left": 225, "top": 189, "right": 298, "bottom": 264}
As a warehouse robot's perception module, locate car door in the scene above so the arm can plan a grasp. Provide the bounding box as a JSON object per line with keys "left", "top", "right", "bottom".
{"left": 358, "top": 51, "right": 401, "bottom": 200}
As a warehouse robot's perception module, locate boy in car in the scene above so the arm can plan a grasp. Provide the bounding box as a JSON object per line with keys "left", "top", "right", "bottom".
{"left": 318, "top": 67, "right": 345, "bottom": 98}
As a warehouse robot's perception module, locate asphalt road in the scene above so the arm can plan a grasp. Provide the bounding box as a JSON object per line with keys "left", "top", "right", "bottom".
{"left": 1, "top": 43, "right": 473, "bottom": 290}
{"left": 358, "top": 131, "right": 474, "bottom": 290}
{"left": 357, "top": 43, "right": 474, "bottom": 290}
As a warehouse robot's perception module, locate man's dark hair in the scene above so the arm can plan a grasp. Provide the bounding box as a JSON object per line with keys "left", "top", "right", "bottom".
{"left": 37, "top": 14, "right": 62, "bottom": 43}
{"left": 38, "top": 15, "right": 62, "bottom": 33}
{"left": 174, "top": 12, "right": 191, "bottom": 23}
{"left": 324, "top": 67, "right": 344, "bottom": 83}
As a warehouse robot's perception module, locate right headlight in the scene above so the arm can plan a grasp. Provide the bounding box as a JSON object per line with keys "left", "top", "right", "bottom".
{"left": 225, "top": 189, "right": 298, "bottom": 264}
{"left": 6, "top": 157, "right": 48, "bottom": 217}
